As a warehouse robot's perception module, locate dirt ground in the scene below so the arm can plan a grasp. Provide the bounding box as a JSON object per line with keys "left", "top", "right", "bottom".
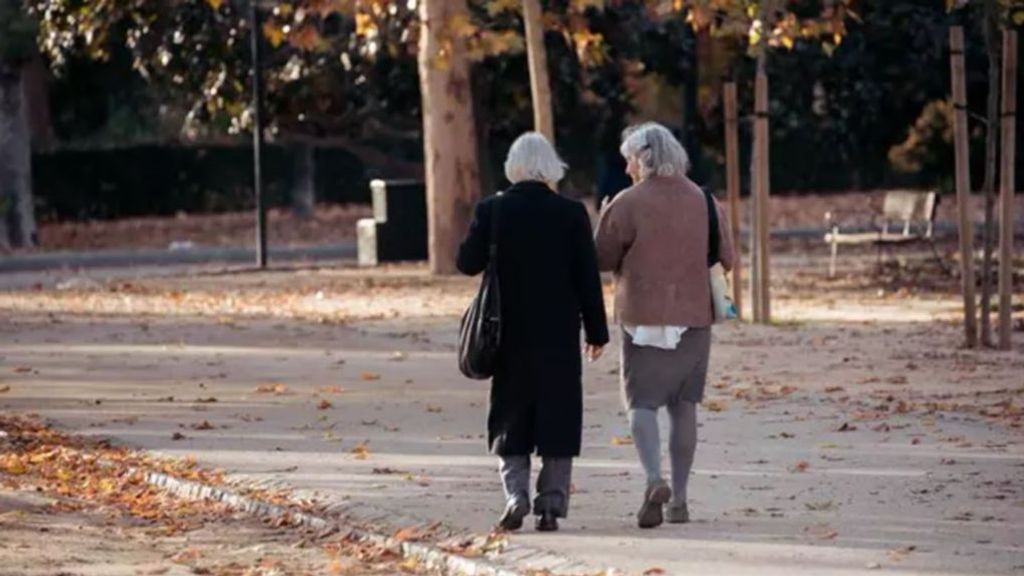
{"left": 32, "top": 205, "right": 371, "bottom": 252}
{"left": 0, "top": 415, "right": 441, "bottom": 576}
{"left": 23, "top": 191, "right": 1024, "bottom": 253}
{"left": 0, "top": 488, "right": 345, "bottom": 576}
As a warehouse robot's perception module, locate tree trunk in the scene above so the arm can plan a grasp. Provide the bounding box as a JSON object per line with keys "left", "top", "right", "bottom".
{"left": 0, "top": 65, "right": 37, "bottom": 250}
{"left": 980, "top": 3, "right": 1001, "bottom": 347}
{"left": 949, "top": 25, "right": 979, "bottom": 348}
{"left": 997, "top": 30, "right": 1017, "bottom": 350}
{"left": 681, "top": 25, "right": 701, "bottom": 182}
{"left": 751, "top": 53, "right": 771, "bottom": 323}
{"left": 723, "top": 81, "right": 742, "bottom": 318}
{"left": 523, "top": 0, "right": 554, "bottom": 143}
{"left": 291, "top": 141, "right": 315, "bottom": 220}
{"left": 418, "top": 0, "right": 481, "bottom": 274}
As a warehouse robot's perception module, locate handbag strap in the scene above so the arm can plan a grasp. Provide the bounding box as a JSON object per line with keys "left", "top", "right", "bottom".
{"left": 488, "top": 193, "right": 502, "bottom": 261}
{"left": 704, "top": 188, "right": 721, "bottom": 267}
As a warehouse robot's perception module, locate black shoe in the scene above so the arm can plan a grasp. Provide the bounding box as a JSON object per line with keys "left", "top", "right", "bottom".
{"left": 535, "top": 512, "right": 559, "bottom": 532}
{"left": 637, "top": 481, "right": 672, "bottom": 529}
{"left": 496, "top": 501, "right": 530, "bottom": 531}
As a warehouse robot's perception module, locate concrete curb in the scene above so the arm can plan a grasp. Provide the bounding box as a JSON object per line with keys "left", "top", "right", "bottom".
{"left": 142, "top": 470, "right": 611, "bottom": 576}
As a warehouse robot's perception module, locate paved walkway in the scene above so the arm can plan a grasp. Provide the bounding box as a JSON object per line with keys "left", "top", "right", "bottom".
{"left": 0, "top": 242, "right": 356, "bottom": 273}
{"left": 2, "top": 308, "right": 1021, "bottom": 575}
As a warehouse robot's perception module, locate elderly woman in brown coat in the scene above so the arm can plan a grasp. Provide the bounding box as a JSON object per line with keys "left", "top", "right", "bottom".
{"left": 594, "top": 122, "right": 735, "bottom": 529}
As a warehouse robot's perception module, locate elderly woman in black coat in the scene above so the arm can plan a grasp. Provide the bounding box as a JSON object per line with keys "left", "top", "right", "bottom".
{"left": 457, "top": 132, "right": 609, "bottom": 532}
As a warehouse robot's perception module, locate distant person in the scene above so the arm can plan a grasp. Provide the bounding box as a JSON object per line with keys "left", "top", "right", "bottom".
{"left": 596, "top": 147, "right": 632, "bottom": 208}
{"left": 594, "top": 122, "right": 734, "bottom": 528}
{"left": 456, "top": 132, "right": 609, "bottom": 532}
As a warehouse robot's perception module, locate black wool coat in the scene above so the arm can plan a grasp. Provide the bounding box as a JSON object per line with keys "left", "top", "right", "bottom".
{"left": 456, "top": 181, "right": 610, "bottom": 457}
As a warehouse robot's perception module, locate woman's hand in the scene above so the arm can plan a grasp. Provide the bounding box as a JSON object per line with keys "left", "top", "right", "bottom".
{"left": 584, "top": 344, "right": 605, "bottom": 363}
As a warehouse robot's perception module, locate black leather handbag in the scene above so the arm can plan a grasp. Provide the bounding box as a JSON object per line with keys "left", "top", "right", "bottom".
{"left": 458, "top": 197, "right": 502, "bottom": 380}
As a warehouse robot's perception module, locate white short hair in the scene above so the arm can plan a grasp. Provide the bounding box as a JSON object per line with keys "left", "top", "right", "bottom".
{"left": 619, "top": 122, "right": 689, "bottom": 180}
{"left": 504, "top": 132, "right": 567, "bottom": 184}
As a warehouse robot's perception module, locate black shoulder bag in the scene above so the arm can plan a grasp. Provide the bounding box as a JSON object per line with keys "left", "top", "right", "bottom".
{"left": 704, "top": 187, "right": 737, "bottom": 321}
{"left": 458, "top": 197, "right": 502, "bottom": 380}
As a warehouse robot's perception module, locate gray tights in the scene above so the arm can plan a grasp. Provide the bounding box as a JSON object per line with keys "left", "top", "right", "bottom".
{"left": 628, "top": 401, "right": 697, "bottom": 506}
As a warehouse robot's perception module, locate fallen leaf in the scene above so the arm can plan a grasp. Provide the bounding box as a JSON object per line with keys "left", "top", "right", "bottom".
{"left": 824, "top": 386, "right": 845, "bottom": 393}
{"left": 790, "top": 460, "right": 811, "bottom": 473}
{"left": 318, "top": 385, "right": 346, "bottom": 395}
{"left": 190, "top": 420, "right": 215, "bottom": 431}
{"left": 426, "top": 405, "right": 442, "bottom": 413}
{"left": 394, "top": 526, "right": 422, "bottom": 542}
{"left": 835, "top": 422, "right": 857, "bottom": 432}
{"left": 0, "top": 385, "right": 9, "bottom": 393}
{"left": 255, "top": 383, "right": 290, "bottom": 395}
{"left": 360, "top": 372, "right": 381, "bottom": 381}
{"left": 3, "top": 460, "right": 26, "bottom": 475}
{"left": 611, "top": 436, "right": 634, "bottom": 446}
{"left": 704, "top": 399, "right": 728, "bottom": 412}
{"left": 171, "top": 548, "right": 203, "bottom": 564}
{"left": 399, "top": 557, "right": 422, "bottom": 571}
{"left": 171, "top": 432, "right": 187, "bottom": 441}
{"left": 804, "top": 524, "right": 838, "bottom": 540}
{"left": 372, "top": 467, "right": 406, "bottom": 475}
{"left": 318, "top": 399, "right": 333, "bottom": 410}
{"left": 643, "top": 569, "right": 667, "bottom": 576}
{"left": 888, "top": 545, "right": 916, "bottom": 561}
{"left": 351, "top": 443, "right": 371, "bottom": 460}
{"left": 13, "top": 367, "right": 31, "bottom": 374}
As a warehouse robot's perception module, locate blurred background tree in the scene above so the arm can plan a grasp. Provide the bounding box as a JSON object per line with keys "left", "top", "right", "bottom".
{"left": 0, "top": 0, "right": 40, "bottom": 249}
{"left": 16, "top": 0, "right": 1021, "bottom": 227}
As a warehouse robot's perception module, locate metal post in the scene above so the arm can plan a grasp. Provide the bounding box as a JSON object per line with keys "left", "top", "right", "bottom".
{"left": 250, "top": 1, "right": 268, "bottom": 268}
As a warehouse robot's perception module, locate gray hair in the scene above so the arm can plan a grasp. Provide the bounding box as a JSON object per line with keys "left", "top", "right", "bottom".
{"left": 504, "top": 132, "right": 567, "bottom": 185}
{"left": 619, "top": 122, "right": 690, "bottom": 180}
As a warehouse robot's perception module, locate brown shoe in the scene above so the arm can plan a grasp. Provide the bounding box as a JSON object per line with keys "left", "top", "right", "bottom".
{"left": 637, "top": 481, "right": 671, "bottom": 529}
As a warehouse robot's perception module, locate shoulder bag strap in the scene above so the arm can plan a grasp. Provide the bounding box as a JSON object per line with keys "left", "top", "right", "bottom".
{"left": 488, "top": 193, "right": 502, "bottom": 264}
{"left": 704, "top": 188, "right": 721, "bottom": 267}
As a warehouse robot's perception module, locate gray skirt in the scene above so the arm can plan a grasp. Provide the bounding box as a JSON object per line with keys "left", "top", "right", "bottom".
{"left": 620, "top": 327, "right": 712, "bottom": 409}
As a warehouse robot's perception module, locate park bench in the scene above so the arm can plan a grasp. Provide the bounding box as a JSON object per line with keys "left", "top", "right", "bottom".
{"left": 823, "top": 190, "right": 945, "bottom": 278}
